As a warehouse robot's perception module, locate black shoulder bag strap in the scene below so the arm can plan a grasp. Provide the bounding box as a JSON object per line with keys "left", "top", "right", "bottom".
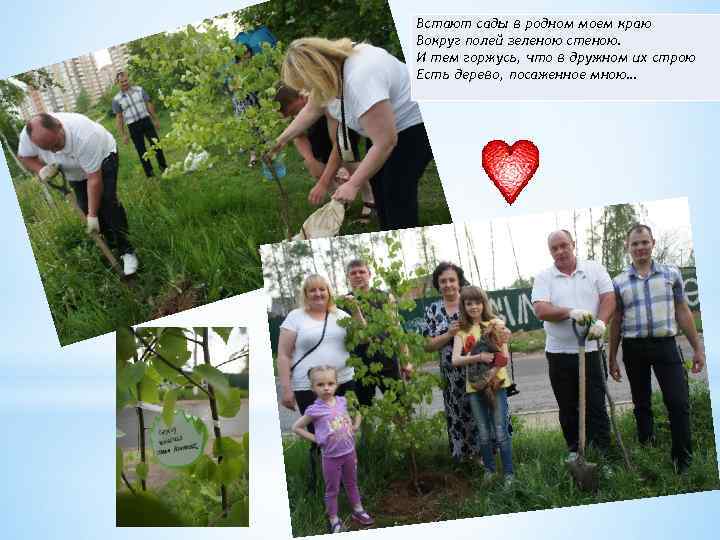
{"left": 290, "top": 311, "right": 329, "bottom": 372}
{"left": 336, "top": 54, "right": 360, "bottom": 163}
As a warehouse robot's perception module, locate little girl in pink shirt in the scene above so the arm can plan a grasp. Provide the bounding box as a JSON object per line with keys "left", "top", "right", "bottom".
{"left": 292, "top": 365, "right": 374, "bottom": 533}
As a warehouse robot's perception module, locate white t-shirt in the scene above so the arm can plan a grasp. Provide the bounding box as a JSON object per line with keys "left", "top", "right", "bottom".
{"left": 531, "top": 260, "right": 614, "bottom": 353}
{"left": 326, "top": 44, "right": 423, "bottom": 137}
{"left": 280, "top": 308, "right": 353, "bottom": 391}
{"left": 17, "top": 112, "right": 117, "bottom": 182}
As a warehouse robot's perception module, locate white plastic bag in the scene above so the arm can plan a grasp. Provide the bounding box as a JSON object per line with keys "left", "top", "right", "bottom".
{"left": 293, "top": 200, "right": 345, "bottom": 240}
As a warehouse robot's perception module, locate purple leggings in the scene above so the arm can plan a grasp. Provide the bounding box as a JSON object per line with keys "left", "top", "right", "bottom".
{"left": 322, "top": 450, "right": 361, "bottom": 517}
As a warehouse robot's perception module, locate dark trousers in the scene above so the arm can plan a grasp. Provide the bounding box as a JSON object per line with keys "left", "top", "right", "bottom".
{"left": 547, "top": 351, "right": 611, "bottom": 453}
{"left": 71, "top": 152, "right": 133, "bottom": 255}
{"left": 622, "top": 337, "right": 691, "bottom": 466}
{"left": 355, "top": 370, "right": 401, "bottom": 407}
{"left": 128, "top": 116, "right": 167, "bottom": 177}
{"left": 368, "top": 123, "right": 433, "bottom": 231}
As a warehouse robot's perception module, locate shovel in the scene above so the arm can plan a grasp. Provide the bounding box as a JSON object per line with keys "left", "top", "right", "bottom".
{"left": 598, "top": 342, "right": 632, "bottom": 471}
{"left": 43, "top": 167, "right": 122, "bottom": 274}
{"left": 567, "top": 320, "right": 599, "bottom": 492}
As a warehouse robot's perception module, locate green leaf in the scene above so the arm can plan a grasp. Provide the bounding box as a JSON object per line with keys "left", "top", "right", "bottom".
{"left": 242, "top": 432, "right": 249, "bottom": 456}
{"left": 136, "top": 461, "right": 149, "bottom": 481}
{"left": 162, "top": 388, "right": 179, "bottom": 427}
{"left": 117, "top": 386, "right": 135, "bottom": 411}
{"left": 191, "top": 454, "right": 217, "bottom": 482}
{"left": 228, "top": 497, "right": 249, "bottom": 526}
{"left": 216, "top": 387, "right": 243, "bottom": 417}
{"left": 139, "top": 378, "right": 160, "bottom": 404}
{"left": 212, "top": 436, "right": 245, "bottom": 459}
{"left": 116, "top": 327, "right": 136, "bottom": 363}
{"left": 216, "top": 458, "right": 244, "bottom": 484}
{"left": 212, "top": 327, "right": 233, "bottom": 343}
{"left": 193, "top": 364, "right": 230, "bottom": 397}
{"left": 118, "top": 361, "right": 146, "bottom": 391}
{"left": 155, "top": 328, "right": 191, "bottom": 367}
{"left": 151, "top": 357, "right": 188, "bottom": 385}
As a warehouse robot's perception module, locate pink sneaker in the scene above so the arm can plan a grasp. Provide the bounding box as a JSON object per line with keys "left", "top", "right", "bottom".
{"left": 351, "top": 510, "right": 374, "bottom": 526}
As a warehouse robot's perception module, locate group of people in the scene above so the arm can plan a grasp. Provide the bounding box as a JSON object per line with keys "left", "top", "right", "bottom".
{"left": 17, "top": 36, "right": 432, "bottom": 278}
{"left": 279, "top": 225, "right": 705, "bottom": 532}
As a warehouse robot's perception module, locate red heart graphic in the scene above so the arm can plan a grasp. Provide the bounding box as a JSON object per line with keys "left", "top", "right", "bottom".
{"left": 482, "top": 140, "right": 539, "bottom": 205}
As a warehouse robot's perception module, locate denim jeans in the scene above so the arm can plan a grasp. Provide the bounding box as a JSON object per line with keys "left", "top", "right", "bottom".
{"left": 469, "top": 388, "right": 513, "bottom": 475}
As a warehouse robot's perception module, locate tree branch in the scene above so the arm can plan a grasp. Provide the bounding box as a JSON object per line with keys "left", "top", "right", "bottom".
{"left": 133, "top": 329, "right": 210, "bottom": 398}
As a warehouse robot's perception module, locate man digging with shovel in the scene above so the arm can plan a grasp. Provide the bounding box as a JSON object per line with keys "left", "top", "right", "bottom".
{"left": 17, "top": 112, "right": 139, "bottom": 276}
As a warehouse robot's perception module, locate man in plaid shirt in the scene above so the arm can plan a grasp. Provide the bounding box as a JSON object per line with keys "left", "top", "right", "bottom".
{"left": 609, "top": 224, "right": 705, "bottom": 473}
{"left": 112, "top": 71, "right": 167, "bottom": 178}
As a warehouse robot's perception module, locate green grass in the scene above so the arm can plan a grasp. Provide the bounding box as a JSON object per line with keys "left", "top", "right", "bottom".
{"left": 509, "top": 329, "right": 546, "bottom": 353}
{"left": 284, "top": 383, "right": 719, "bottom": 536}
{"left": 10, "top": 109, "right": 451, "bottom": 345}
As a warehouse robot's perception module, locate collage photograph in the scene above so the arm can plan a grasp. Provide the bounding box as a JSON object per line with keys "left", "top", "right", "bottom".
{"left": 1, "top": 1, "right": 719, "bottom": 540}
{"left": 1, "top": 0, "right": 449, "bottom": 346}
{"left": 261, "top": 198, "right": 717, "bottom": 535}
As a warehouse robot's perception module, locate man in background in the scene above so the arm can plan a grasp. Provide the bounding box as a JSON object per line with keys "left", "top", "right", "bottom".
{"left": 112, "top": 71, "right": 167, "bottom": 178}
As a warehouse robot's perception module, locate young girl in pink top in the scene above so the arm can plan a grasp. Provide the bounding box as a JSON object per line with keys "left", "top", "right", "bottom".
{"left": 292, "top": 365, "right": 374, "bottom": 533}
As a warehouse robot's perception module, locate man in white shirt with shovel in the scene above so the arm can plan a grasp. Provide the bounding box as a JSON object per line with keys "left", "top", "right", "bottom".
{"left": 17, "top": 112, "right": 139, "bottom": 276}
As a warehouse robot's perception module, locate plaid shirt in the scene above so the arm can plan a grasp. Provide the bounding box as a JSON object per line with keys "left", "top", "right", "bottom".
{"left": 613, "top": 261, "right": 686, "bottom": 338}
{"left": 112, "top": 86, "right": 150, "bottom": 125}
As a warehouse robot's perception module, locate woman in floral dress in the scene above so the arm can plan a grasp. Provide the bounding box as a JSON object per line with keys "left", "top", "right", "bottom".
{"left": 422, "top": 262, "right": 482, "bottom": 462}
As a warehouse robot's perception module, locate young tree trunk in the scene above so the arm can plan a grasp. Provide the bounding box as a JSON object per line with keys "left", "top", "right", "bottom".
{"left": 134, "top": 351, "right": 147, "bottom": 491}
{"left": 202, "top": 328, "right": 229, "bottom": 516}
{"left": 265, "top": 158, "right": 292, "bottom": 240}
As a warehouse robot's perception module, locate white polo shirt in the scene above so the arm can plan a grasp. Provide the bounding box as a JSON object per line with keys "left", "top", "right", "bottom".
{"left": 531, "top": 260, "right": 614, "bottom": 353}
{"left": 17, "top": 112, "right": 117, "bottom": 182}
{"left": 326, "top": 44, "right": 423, "bottom": 137}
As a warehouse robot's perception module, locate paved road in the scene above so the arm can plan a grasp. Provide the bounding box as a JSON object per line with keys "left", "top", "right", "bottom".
{"left": 118, "top": 399, "right": 249, "bottom": 449}
{"left": 277, "top": 336, "right": 706, "bottom": 433}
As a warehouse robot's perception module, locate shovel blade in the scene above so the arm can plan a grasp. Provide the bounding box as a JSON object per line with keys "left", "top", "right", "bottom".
{"left": 566, "top": 456, "right": 599, "bottom": 492}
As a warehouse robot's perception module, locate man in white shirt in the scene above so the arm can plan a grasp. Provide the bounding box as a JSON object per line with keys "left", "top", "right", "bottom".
{"left": 17, "top": 112, "right": 138, "bottom": 275}
{"left": 531, "top": 230, "right": 615, "bottom": 460}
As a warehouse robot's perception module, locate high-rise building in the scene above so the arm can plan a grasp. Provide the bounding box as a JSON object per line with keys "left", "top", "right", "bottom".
{"left": 98, "top": 65, "right": 116, "bottom": 90}
{"left": 108, "top": 43, "right": 130, "bottom": 76}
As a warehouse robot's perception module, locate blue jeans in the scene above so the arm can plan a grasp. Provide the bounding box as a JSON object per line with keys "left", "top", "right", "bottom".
{"left": 469, "top": 388, "right": 514, "bottom": 475}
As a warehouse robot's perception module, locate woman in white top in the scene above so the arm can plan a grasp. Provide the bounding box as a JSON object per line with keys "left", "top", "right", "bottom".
{"left": 271, "top": 37, "right": 434, "bottom": 231}
{"left": 277, "top": 274, "right": 355, "bottom": 413}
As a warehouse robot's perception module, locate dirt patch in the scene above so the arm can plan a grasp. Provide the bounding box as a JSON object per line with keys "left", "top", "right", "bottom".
{"left": 149, "top": 279, "right": 203, "bottom": 318}
{"left": 363, "top": 471, "right": 473, "bottom": 527}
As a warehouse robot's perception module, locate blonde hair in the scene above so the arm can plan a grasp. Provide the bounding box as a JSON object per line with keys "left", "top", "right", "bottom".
{"left": 300, "top": 274, "right": 337, "bottom": 312}
{"left": 282, "top": 37, "right": 355, "bottom": 106}
{"left": 307, "top": 365, "right": 338, "bottom": 385}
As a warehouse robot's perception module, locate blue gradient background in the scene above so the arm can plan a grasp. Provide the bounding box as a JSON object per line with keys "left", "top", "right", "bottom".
{"left": 1, "top": 0, "right": 718, "bottom": 538}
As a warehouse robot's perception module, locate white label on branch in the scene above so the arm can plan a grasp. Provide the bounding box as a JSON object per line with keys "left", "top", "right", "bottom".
{"left": 149, "top": 410, "right": 208, "bottom": 468}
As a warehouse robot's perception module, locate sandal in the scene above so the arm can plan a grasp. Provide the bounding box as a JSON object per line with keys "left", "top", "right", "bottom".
{"left": 328, "top": 519, "right": 344, "bottom": 533}
{"left": 360, "top": 201, "right": 376, "bottom": 218}
{"left": 351, "top": 509, "right": 374, "bottom": 526}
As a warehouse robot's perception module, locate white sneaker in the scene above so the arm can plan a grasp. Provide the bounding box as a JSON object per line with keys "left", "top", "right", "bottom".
{"left": 121, "top": 252, "right": 139, "bottom": 276}
{"left": 564, "top": 451, "right": 579, "bottom": 463}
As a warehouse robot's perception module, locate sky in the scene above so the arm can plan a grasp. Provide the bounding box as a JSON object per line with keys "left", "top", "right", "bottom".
{"left": 91, "top": 13, "right": 242, "bottom": 70}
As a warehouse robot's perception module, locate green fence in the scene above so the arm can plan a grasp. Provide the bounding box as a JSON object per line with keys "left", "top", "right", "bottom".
{"left": 268, "top": 267, "right": 698, "bottom": 355}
